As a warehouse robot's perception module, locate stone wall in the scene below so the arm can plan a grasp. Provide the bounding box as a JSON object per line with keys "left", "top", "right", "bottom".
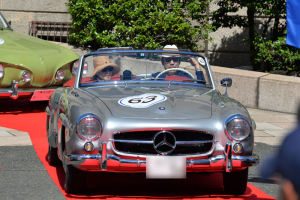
{"left": 0, "top": 0, "right": 71, "bottom": 34}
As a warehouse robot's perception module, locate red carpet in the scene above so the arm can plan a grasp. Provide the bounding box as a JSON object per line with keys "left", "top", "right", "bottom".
{"left": 0, "top": 107, "right": 275, "bottom": 200}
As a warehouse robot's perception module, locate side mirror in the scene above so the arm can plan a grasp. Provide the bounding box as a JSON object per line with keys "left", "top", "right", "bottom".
{"left": 220, "top": 77, "right": 232, "bottom": 87}
{"left": 220, "top": 78, "right": 232, "bottom": 96}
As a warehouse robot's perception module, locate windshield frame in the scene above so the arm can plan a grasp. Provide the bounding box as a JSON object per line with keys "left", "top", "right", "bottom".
{"left": 0, "top": 12, "right": 12, "bottom": 30}
{"left": 74, "top": 50, "right": 216, "bottom": 90}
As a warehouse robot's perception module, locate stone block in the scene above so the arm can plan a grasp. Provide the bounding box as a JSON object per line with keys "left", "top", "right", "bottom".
{"left": 211, "top": 65, "right": 265, "bottom": 108}
{"left": 259, "top": 74, "right": 300, "bottom": 114}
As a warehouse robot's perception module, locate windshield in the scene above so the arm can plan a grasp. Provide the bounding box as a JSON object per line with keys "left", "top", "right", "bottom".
{"left": 76, "top": 50, "right": 214, "bottom": 89}
{"left": 0, "top": 13, "right": 11, "bottom": 30}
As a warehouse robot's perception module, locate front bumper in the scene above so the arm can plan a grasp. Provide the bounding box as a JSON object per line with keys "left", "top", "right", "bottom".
{"left": 66, "top": 143, "right": 259, "bottom": 173}
{"left": 0, "top": 80, "right": 54, "bottom": 101}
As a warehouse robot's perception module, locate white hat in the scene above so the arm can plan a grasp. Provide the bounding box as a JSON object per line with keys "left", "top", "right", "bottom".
{"left": 162, "top": 45, "right": 180, "bottom": 57}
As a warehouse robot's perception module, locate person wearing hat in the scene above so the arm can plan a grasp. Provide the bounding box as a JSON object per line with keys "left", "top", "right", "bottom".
{"left": 260, "top": 106, "right": 300, "bottom": 200}
{"left": 91, "top": 56, "right": 120, "bottom": 81}
{"left": 152, "top": 45, "right": 204, "bottom": 81}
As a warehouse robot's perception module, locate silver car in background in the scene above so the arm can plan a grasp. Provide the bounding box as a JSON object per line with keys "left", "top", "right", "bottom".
{"left": 46, "top": 48, "right": 258, "bottom": 194}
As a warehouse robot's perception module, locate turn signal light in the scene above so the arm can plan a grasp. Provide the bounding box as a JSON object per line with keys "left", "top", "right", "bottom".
{"left": 84, "top": 142, "right": 94, "bottom": 152}
{"left": 233, "top": 143, "right": 243, "bottom": 154}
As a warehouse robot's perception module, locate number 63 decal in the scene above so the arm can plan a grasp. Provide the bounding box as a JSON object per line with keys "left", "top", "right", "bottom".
{"left": 118, "top": 93, "right": 167, "bottom": 108}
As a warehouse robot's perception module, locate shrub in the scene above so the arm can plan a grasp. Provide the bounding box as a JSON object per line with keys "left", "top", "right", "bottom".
{"left": 67, "top": 0, "right": 212, "bottom": 51}
{"left": 254, "top": 35, "right": 300, "bottom": 73}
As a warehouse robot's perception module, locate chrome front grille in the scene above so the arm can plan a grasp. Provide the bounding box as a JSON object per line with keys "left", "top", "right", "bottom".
{"left": 112, "top": 130, "right": 215, "bottom": 156}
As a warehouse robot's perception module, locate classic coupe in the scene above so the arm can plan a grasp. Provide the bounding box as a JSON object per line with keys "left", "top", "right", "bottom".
{"left": 46, "top": 48, "right": 258, "bottom": 194}
{"left": 0, "top": 12, "right": 79, "bottom": 101}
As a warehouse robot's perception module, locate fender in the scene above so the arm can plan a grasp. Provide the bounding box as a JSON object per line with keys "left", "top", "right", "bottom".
{"left": 57, "top": 112, "right": 70, "bottom": 163}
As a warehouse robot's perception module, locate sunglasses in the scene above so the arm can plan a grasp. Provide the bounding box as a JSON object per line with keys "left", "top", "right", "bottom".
{"left": 101, "top": 66, "right": 114, "bottom": 73}
{"left": 164, "top": 57, "right": 180, "bottom": 63}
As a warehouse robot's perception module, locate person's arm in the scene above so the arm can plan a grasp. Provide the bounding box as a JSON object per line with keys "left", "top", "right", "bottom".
{"left": 189, "top": 57, "right": 204, "bottom": 81}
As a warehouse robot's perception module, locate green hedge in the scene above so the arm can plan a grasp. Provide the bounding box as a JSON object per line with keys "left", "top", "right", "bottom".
{"left": 67, "top": 0, "right": 212, "bottom": 50}
{"left": 254, "top": 35, "right": 300, "bottom": 73}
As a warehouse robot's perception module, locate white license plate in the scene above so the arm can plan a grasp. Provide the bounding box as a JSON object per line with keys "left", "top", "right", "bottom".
{"left": 146, "top": 156, "right": 186, "bottom": 179}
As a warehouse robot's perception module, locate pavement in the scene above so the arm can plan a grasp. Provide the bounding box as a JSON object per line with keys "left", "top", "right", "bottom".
{"left": 0, "top": 107, "right": 297, "bottom": 147}
{"left": 248, "top": 108, "right": 298, "bottom": 146}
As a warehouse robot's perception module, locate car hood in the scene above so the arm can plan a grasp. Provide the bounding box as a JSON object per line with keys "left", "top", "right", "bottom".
{"left": 85, "top": 86, "right": 213, "bottom": 120}
{"left": 0, "top": 30, "right": 78, "bottom": 70}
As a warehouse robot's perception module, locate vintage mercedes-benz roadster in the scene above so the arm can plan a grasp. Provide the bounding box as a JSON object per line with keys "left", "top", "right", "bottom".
{"left": 46, "top": 46, "right": 258, "bottom": 194}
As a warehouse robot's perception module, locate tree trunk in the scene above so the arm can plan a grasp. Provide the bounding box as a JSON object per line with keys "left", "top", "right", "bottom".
{"left": 247, "top": 5, "right": 257, "bottom": 70}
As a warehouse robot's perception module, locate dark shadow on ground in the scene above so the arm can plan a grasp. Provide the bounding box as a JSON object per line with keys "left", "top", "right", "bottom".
{"left": 0, "top": 99, "right": 48, "bottom": 114}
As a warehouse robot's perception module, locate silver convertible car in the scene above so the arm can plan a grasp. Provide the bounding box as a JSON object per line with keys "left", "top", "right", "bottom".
{"left": 46, "top": 48, "right": 259, "bottom": 194}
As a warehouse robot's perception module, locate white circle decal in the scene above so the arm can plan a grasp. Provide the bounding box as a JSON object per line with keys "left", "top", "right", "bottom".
{"left": 118, "top": 93, "right": 167, "bottom": 108}
{"left": 0, "top": 38, "right": 4, "bottom": 45}
{"left": 198, "top": 57, "right": 206, "bottom": 66}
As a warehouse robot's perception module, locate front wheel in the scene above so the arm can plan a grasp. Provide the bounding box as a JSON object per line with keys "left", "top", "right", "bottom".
{"left": 64, "top": 165, "right": 87, "bottom": 194}
{"left": 223, "top": 168, "right": 248, "bottom": 195}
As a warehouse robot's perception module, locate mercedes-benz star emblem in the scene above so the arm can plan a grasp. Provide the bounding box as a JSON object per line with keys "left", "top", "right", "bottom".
{"left": 153, "top": 131, "right": 176, "bottom": 155}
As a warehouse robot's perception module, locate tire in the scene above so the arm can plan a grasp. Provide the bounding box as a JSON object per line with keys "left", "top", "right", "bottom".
{"left": 223, "top": 168, "right": 248, "bottom": 195}
{"left": 64, "top": 164, "right": 87, "bottom": 194}
{"left": 47, "top": 145, "right": 61, "bottom": 166}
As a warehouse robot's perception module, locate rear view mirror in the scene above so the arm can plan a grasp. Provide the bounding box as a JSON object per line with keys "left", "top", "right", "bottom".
{"left": 220, "top": 78, "right": 232, "bottom": 96}
{"left": 220, "top": 78, "right": 232, "bottom": 87}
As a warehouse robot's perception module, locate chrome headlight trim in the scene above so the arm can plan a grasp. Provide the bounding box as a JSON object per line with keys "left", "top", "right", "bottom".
{"left": 72, "top": 60, "right": 79, "bottom": 75}
{"left": 225, "top": 114, "right": 251, "bottom": 141}
{"left": 55, "top": 69, "right": 65, "bottom": 81}
{"left": 21, "top": 70, "right": 32, "bottom": 82}
{"left": 0, "top": 64, "right": 4, "bottom": 79}
{"left": 72, "top": 60, "right": 88, "bottom": 75}
{"left": 76, "top": 114, "right": 102, "bottom": 140}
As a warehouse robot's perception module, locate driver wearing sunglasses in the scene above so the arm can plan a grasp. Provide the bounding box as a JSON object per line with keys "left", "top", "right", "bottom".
{"left": 91, "top": 56, "right": 120, "bottom": 81}
{"left": 152, "top": 45, "right": 204, "bottom": 81}
{"left": 161, "top": 56, "right": 181, "bottom": 75}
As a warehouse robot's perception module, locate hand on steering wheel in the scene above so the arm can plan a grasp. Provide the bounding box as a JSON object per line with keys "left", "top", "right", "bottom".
{"left": 155, "top": 68, "right": 195, "bottom": 80}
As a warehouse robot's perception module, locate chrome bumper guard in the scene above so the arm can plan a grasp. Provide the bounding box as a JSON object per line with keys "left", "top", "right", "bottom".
{"left": 67, "top": 153, "right": 259, "bottom": 171}
{"left": 68, "top": 154, "right": 259, "bottom": 165}
{"left": 0, "top": 80, "right": 33, "bottom": 99}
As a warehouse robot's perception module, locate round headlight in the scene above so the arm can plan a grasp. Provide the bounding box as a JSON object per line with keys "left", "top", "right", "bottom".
{"left": 0, "top": 64, "right": 4, "bottom": 79}
{"left": 72, "top": 60, "right": 88, "bottom": 75}
{"left": 77, "top": 115, "right": 102, "bottom": 140}
{"left": 55, "top": 69, "right": 65, "bottom": 81}
{"left": 226, "top": 116, "right": 251, "bottom": 141}
{"left": 21, "top": 70, "right": 32, "bottom": 82}
{"left": 72, "top": 60, "right": 79, "bottom": 75}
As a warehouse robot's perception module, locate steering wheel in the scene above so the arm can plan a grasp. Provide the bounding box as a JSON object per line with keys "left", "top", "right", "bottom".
{"left": 155, "top": 68, "right": 195, "bottom": 80}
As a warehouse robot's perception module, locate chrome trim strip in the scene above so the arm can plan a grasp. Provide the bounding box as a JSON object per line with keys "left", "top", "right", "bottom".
{"left": 232, "top": 154, "right": 259, "bottom": 165}
{"left": 111, "top": 139, "right": 153, "bottom": 144}
{"left": 108, "top": 154, "right": 146, "bottom": 165}
{"left": 110, "top": 139, "right": 216, "bottom": 145}
{"left": 66, "top": 153, "right": 258, "bottom": 167}
{"left": 0, "top": 90, "right": 33, "bottom": 94}
{"left": 176, "top": 140, "right": 216, "bottom": 145}
{"left": 205, "top": 56, "right": 216, "bottom": 90}
{"left": 69, "top": 154, "right": 101, "bottom": 161}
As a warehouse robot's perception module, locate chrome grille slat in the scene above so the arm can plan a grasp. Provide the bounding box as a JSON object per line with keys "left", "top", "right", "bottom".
{"left": 110, "top": 139, "right": 216, "bottom": 145}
